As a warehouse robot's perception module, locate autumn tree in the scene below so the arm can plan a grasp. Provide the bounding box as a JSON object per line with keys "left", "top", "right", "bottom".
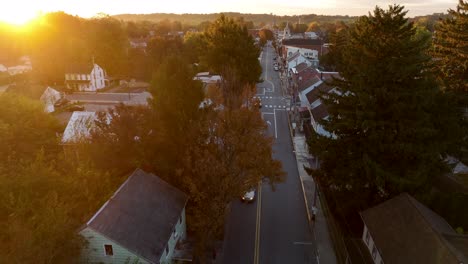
{"left": 182, "top": 94, "right": 284, "bottom": 261}
{"left": 309, "top": 5, "right": 461, "bottom": 209}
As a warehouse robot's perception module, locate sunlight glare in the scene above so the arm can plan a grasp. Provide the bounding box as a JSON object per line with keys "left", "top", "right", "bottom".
{"left": 0, "top": 4, "right": 40, "bottom": 26}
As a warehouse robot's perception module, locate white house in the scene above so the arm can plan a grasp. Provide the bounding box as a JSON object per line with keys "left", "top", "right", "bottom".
{"left": 80, "top": 169, "right": 189, "bottom": 264}
{"left": 65, "top": 63, "right": 106, "bottom": 92}
{"left": 285, "top": 45, "right": 319, "bottom": 61}
{"left": 287, "top": 52, "right": 312, "bottom": 73}
{"left": 39, "top": 86, "right": 62, "bottom": 113}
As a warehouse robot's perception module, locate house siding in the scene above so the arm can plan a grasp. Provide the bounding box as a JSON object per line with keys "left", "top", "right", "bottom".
{"left": 159, "top": 207, "right": 187, "bottom": 264}
{"left": 362, "top": 225, "right": 384, "bottom": 264}
{"left": 80, "top": 227, "right": 149, "bottom": 264}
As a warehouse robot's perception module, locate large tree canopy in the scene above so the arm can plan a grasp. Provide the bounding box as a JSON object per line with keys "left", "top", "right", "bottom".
{"left": 201, "top": 14, "right": 261, "bottom": 85}
{"left": 310, "top": 5, "right": 461, "bottom": 204}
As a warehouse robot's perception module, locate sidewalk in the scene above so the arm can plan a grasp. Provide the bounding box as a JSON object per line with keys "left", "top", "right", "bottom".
{"left": 293, "top": 132, "right": 337, "bottom": 264}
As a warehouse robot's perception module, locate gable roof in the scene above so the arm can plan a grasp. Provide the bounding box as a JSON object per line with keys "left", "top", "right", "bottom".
{"left": 296, "top": 67, "right": 321, "bottom": 92}
{"left": 40, "top": 87, "right": 61, "bottom": 103}
{"left": 361, "top": 193, "right": 468, "bottom": 264}
{"left": 287, "top": 51, "right": 302, "bottom": 62}
{"left": 293, "top": 62, "right": 310, "bottom": 74}
{"left": 61, "top": 111, "right": 96, "bottom": 143}
{"left": 306, "top": 82, "right": 334, "bottom": 105}
{"left": 86, "top": 169, "right": 188, "bottom": 263}
{"left": 311, "top": 103, "right": 329, "bottom": 121}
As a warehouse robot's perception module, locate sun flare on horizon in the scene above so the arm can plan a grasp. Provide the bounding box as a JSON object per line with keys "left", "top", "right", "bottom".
{"left": 0, "top": 4, "right": 41, "bottom": 26}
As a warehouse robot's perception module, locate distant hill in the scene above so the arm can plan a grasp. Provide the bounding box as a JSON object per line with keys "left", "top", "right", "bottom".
{"left": 112, "top": 12, "right": 357, "bottom": 27}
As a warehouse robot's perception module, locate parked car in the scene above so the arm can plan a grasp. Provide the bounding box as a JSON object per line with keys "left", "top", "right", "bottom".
{"left": 241, "top": 188, "right": 256, "bottom": 203}
{"left": 274, "top": 65, "right": 279, "bottom": 71}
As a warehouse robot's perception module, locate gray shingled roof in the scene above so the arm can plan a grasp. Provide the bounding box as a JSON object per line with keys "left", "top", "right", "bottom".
{"left": 86, "top": 169, "right": 188, "bottom": 263}
{"left": 361, "top": 193, "right": 467, "bottom": 264}
{"left": 306, "top": 82, "right": 333, "bottom": 105}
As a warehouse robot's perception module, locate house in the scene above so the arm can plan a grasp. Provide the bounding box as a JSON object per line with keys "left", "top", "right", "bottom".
{"left": 80, "top": 169, "right": 189, "bottom": 264}
{"left": 287, "top": 51, "right": 312, "bottom": 73}
{"left": 284, "top": 45, "right": 319, "bottom": 62}
{"left": 65, "top": 63, "right": 107, "bottom": 92}
{"left": 61, "top": 111, "right": 96, "bottom": 143}
{"left": 282, "top": 38, "right": 324, "bottom": 58}
{"left": 40, "top": 87, "right": 62, "bottom": 113}
{"left": 361, "top": 193, "right": 468, "bottom": 264}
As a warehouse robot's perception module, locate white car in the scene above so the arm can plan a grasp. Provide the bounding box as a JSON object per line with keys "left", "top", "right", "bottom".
{"left": 274, "top": 65, "right": 279, "bottom": 71}
{"left": 241, "top": 188, "right": 256, "bottom": 203}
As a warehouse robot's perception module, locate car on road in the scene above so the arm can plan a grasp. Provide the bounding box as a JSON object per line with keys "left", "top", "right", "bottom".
{"left": 274, "top": 65, "right": 279, "bottom": 71}
{"left": 241, "top": 188, "right": 255, "bottom": 203}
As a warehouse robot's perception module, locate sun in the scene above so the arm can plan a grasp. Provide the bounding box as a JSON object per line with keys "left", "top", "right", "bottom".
{"left": 0, "top": 5, "right": 40, "bottom": 26}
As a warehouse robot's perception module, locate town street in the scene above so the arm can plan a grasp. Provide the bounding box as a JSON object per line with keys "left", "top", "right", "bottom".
{"left": 222, "top": 43, "right": 316, "bottom": 264}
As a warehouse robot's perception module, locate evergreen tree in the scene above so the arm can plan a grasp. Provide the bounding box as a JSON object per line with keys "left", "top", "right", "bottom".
{"left": 433, "top": 0, "right": 468, "bottom": 94}
{"left": 432, "top": 0, "right": 468, "bottom": 163}
{"left": 310, "top": 5, "right": 450, "bottom": 204}
{"left": 201, "top": 14, "right": 261, "bottom": 85}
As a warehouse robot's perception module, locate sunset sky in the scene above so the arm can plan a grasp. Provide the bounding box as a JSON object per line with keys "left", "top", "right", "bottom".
{"left": 0, "top": 0, "right": 458, "bottom": 25}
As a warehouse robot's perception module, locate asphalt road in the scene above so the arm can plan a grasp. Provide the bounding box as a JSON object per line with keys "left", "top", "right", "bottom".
{"left": 222, "top": 43, "right": 316, "bottom": 264}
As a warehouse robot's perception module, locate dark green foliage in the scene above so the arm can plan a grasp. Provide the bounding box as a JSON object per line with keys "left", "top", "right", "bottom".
{"left": 0, "top": 93, "right": 61, "bottom": 161}
{"left": 0, "top": 93, "right": 116, "bottom": 263}
{"left": 149, "top": 55, "right": 204, "bottom": 179}
{"left": 310, "top": 5, "right": 458, "bottom": 205}
{"left": 201, "top": 15, "right": 261, "bottom": 85}
{"left": 292, "top": 23, "right": 308, "bottom": 33}
{"left": 147, "top": 36, "right": 185, "bottom": 73}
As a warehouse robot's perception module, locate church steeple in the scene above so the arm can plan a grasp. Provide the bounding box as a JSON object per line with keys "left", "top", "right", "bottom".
{"left": 283, "top": 21, "right": 291, "bottom": 39}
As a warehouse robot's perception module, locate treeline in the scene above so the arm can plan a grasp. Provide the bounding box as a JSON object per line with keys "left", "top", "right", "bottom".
{"left": 113, "top": 12, "right": 358, "bottom": 26}
{"left": 0, "top": 15, "right": 283, "bottom": 263}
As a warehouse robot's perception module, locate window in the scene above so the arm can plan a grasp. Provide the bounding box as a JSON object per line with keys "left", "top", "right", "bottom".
{"left": 104, "top": 244, "right": 113, "bottom": 256}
